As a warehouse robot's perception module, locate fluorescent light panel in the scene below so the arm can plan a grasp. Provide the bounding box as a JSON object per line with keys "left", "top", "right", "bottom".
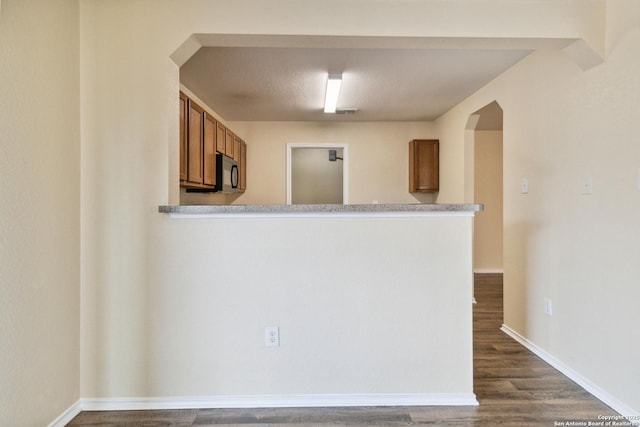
{"left": 324, "top": 73, "right": 342, "bottom": 113}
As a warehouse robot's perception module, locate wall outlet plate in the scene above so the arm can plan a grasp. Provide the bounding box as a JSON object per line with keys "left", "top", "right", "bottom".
{"left": 265, "top": 326, "right": 280, "bottom": 347}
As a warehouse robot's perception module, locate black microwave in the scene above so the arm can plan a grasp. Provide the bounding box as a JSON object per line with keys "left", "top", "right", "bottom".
{"left": 215, "top": 153, "right": 239, "bottom": 194}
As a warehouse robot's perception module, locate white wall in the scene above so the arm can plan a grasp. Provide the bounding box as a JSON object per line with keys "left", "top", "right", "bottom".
{"left": 474, "top": 131, "right": 503, "bottom": 272}
{"left": 145, "top": 214, "right": 474, "bottom": 399}
{"left": 436, "top": 1, "right": 640, "bottom": 414}
{"left": 0, "top": 0, "right": 80, "bottom": 425}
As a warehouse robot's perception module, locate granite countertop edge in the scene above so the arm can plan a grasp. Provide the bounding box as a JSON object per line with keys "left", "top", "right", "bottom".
{"left": 158, "top": 203, "right": 484, "bottom": 215}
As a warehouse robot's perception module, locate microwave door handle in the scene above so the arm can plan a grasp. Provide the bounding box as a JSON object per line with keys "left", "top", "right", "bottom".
{"left": 231, "top": 164, "right": 239, "bottom": 188}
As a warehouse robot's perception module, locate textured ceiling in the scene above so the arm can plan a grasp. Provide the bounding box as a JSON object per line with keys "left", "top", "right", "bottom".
{"left": 180, "top": 45, "right": 531, "bottom": 122}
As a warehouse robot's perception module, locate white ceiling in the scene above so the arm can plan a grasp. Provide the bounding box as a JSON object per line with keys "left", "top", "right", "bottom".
{"left": 178, "top": 36, "right": 565, "bottom": 122}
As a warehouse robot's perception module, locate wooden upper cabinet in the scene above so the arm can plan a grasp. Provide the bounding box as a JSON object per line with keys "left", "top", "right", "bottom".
{"left": 179, "top": 92, "right": 188, "bottom": 182}
{"left": 216, "top": 122, "right": 226, "bottom": 154}
{"left": 239, "top": 140, "right": 247, "bottom": 192}
{"left": 225, "top": 128, "right": 234, "bottom": 158}
{"left": 409, "top": 139, "right": 439, "bottom": 192}
{"left": 187, "top": 99, "right": 205, "bottom": 185}
{"left": 203, "top": 113, "right": 217, "bottom": 186}
{"left": 179, "top": 92, "right": 247, "bottom": 191}
{"left": 233, "top": 135, "right": 241, "bottom": 161}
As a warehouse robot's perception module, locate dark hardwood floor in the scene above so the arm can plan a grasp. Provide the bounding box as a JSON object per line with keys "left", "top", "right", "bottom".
{"left": 67, "top": 273, "right": 619, "bottom": 426}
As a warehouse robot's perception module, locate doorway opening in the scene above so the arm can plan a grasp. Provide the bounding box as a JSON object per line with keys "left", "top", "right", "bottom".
{"left": 286, "top": 143, "right": 349, "bottom": 205}
{"left": 466, "top": 101, "right": 504, "bottom": 277}
{"left": 466, "top": 101, "right": 504, "bottom": 397}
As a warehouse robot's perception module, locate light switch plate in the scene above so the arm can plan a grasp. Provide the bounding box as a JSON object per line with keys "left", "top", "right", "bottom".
{"left": 521, "top": 177, "right": 529, "bottom": 194}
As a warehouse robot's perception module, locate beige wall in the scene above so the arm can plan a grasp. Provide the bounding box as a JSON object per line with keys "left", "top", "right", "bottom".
{"left": 292, "top": 148, "right": 343, "bottom": 204}
{"left": 232, "top": 121, "right": 435, "bottom": 205}
{"left": 4, "top": 0, "right": 638, "bottom": 423}
{"left": 76, "top": 0, "right": 639, "bottom": 418}
{"left": 473, "top": 131, "right": 503, "bottom": 272}
{"left": 78, "top": 0, "right": 488, "bottom": 400}
{"left": 0, "top": 0, "right": 81, "bottom": 425}
{"left": 436, "top": 1, "right": 640, "bottom": 413}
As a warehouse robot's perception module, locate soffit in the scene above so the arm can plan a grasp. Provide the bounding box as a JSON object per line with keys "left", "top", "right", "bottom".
{"left": 178, "top": 35, "right": 573, "bottom": 122}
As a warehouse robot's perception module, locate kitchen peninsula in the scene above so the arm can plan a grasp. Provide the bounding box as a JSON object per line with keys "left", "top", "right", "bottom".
{"left": 159, "top": 203, "right": 481, "bottom": 216}
{"left": 157, "top": 203, "right": 482, "bottom": 407}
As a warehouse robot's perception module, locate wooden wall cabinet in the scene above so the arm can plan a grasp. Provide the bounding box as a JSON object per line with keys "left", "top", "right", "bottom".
{"left": 225, "top": 128, "right": 234, "bottom": 158}
{"left": 409, "top": 139, "right": 439, "bottom": 193}
{"left": 180, "top": 94, "right": 216, "bottom": 189}
{"left": 179, "top": 92, "right": 248, "bottom": 193}
{"left": 203, "top": 112, "right": 217, "bottom": 186}
{"left": 233, "top": 135, "right": 241, "bottom": 162}
{"left": 239, "top": 139, "right": 247, "bottom": 192}
{"left": 232, "top": 135, "right": 246, "bottom": 192}
{"left": 187, "top": 99, "right": 204, "bottom": 185}
{"left": 179, "top": 92, "right": 188, "bottom": 182}
{"left": 216, "top": 122, "right": 226, "bottom": 154}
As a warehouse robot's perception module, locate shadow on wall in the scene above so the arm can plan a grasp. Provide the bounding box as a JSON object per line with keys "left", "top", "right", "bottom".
{"left": 292, "top": 148, "right": 343, "bottom": 204}
{"left": 411, "top": 192, "right": 437, "bottom": 204}
{"left": 503, "top": 221, "right": 534, "bottom": 336}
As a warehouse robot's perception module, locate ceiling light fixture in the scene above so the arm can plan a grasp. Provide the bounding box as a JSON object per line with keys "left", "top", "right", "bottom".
{"left": 323, "top": 73, "right": 342, "bottom": 113}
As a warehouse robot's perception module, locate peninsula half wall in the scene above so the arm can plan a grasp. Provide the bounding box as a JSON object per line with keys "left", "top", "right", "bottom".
{"left": 134, "top": 204, "right": 482, "bottom": 409}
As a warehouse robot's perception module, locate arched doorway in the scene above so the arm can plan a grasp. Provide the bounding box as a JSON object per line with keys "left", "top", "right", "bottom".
{"left": 466, "top": 101, "right": 503, "bottom": 276}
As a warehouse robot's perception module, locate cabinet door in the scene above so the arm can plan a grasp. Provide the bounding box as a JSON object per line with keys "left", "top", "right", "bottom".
{"left": 239, "top": 140, "right": 247, "bottom": 192}
{"left": 216, "top": 122, "right": 226, "bottom": 154}
{"left": 179, "top": 92, "right": 188, "bottom": 182}
{"left": 233, "top": 135, "right": 241, "bottom": 161}
{"left": 187, "top": 100, "right": 204, "bottom": 184}
{"left": 225, "top": 128, "right": 234, "bottom": 158}
{"left": 409, "top": 139, "right": 439, "bottom": 192}
{"left": 203, "top": 113, "right": 217, "bottom": 186}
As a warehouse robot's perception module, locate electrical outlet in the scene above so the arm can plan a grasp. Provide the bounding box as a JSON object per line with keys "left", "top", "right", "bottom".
{"left": 544, "top": 298, "right": 553, "bottom": 317}
{"left": 265, "top": 326, "right": 279, "bottom": 348}
{"left": 521, "top": 177, "right": 529, "bottom": 194}
{"left": 582, "top": 175, "right": 593, "bottom": 195}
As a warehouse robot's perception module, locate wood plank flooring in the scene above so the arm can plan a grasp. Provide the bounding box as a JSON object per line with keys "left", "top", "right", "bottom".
{"left": 67, "top": 273, "right": 620, "bottom": 426}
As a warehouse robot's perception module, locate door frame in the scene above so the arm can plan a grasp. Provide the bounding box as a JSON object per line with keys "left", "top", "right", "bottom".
{"left": 286, "top": 142, "right": 349, "bottom": 205}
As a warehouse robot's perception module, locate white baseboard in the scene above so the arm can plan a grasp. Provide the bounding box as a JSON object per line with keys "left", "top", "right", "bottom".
{"left": 48, "top": 399, "right": 82, "bottom": 427}
{"left": 473, "top": 269, "right": 504, "bottom": 274}
{"left": 501, "top": 324, "right": 640, "bottom": 425}
{"left": 51, "top": 392, "right": 478, "bottom": 424}
{"left": 80, "top": 393, "right": 478, "bottom": 411}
